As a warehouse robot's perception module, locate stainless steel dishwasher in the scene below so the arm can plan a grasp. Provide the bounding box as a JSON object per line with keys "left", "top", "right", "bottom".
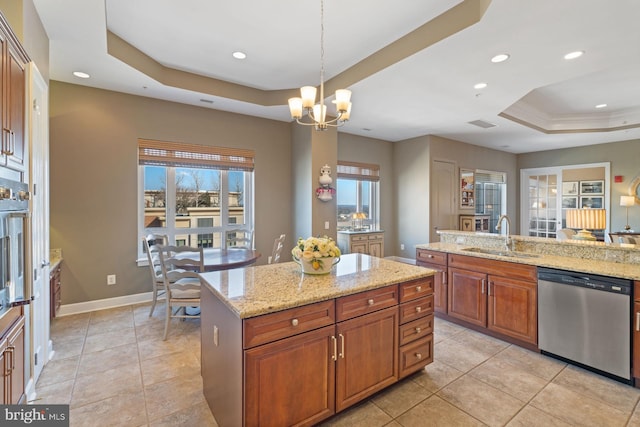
{"left": 538, "top": 267, "right": 632, "bottom": 383}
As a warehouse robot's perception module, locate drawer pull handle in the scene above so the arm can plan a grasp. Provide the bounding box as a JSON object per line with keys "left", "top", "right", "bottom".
{"left": 339, "top": 333, "right": 345, "bottom": 359}
{"left": 415, "top": 353, "right": 422, "bottom": 360}
{"left": 415, "top": 327, "right": 422, "bottom": 334}
{"left": 368, "top": 299, "right": 374, "bottom": 306}
{"left": 427, "top": 254, "right": 434, "bottom": 258}
{"left": 416, "top": 285, "right": 422, "bottom": 292}
{"left": 416, "top": 306, "right": 422, "bottom": 313}
{"left": 291, "top": 318, "right": 299, "bottom": 327}
{"left": 636, "top": 312, "right": 640, "bottom": 332}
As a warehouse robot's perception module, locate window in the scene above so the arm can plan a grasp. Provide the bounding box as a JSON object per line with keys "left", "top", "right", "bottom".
{"left": 138, "top": 139, "right": 254, "bottom": 258}
{"left": 336, "top": 161, "right": 379, "bottom": 230}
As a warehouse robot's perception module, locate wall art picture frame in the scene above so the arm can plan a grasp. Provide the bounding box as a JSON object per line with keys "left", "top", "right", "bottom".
{"left": 579, "top": 180, "right": 604, "bottom": 195}
{"left": 562, "top": 196, "right": 578, "bottom": 209}
{"left": 562, "top": 181, "right": 578, "bottom": 195}
{"left": 580, "top": 196, "right": 603, "bottom": 209}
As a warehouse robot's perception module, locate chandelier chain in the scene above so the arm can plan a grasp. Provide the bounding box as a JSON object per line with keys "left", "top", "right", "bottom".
{"left": 319, "top": 0, "right": 325, "bottom": 107}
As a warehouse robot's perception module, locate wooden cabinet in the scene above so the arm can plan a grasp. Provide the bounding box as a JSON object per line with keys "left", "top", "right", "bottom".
{"left": 459, "top": 215, "right": 490, "bottom": 232}
{"left": 244, "top": 325, "right": 336, "bottom": 427}
{"left": 633, "top": 281, "right": 640, "bottom": 382}
{"left": 0, "top": 14, "right": 28, "bottom": 171}
{"left": 0, "top": 307, "right": 25, "bottom": 404}
{"left": 202, "top": 274, "right": 435, "bottom": 426}
{"left": 398, "top": 278, "right": 434, "bottom": 378}
{"left": 416, "top": 249, "right": 447, "bottom": 314}
{"left": 447, "top": 254, "right": 537, "bottom": 345}
{"left": 50, "top": 264, "right": 62, "bottom": 319}
{"left": 337, "top": 232, "right": 384, "bottom": 257}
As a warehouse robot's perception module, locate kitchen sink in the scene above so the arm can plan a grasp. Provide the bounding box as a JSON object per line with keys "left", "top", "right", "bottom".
{"left": 461, "top": 247, "right": 540, "bottom": 259}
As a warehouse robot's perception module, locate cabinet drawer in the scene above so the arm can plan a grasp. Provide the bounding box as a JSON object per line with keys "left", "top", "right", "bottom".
{"left": 416, "top": 249, "right": 446, "bottom": 266}
{"left": 368, "top": 233, "right": 384, "bottom": 241}
{"left": 243, "top": 300, "right": 335, "bottom": 349}
{"left": 336, "top": 285, "right": 398, "bottom": 322}
{"left": 351, "top": 235, "right": 368, "bottom": 242}
{"left": 399, "top": 295, "right": 434, "bottom": 324}
{"left": 399, "top": 277, "right": 434, "bottom": 303}
{"left": 399, "top": 335, "right": 433, "bottom": 378}
{"left": 399, "top": 314, "right": 433, "bottom": 346}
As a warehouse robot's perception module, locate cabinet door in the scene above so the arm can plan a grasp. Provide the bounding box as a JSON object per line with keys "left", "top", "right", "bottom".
{"left": 634, "top": 301, "right": 640, "bottom": 379}
{"left": 244, "top": 325, "right": 335, "bottom": 427}
{"left": 487, "top": 275, "right": 537, "bottom": 344}
{"left": 335, "top": 306, "right": 398, "bottom": 412}
{"left": 6, "top": 46, "right": 25, "bottom": 168}
{"left": 7, "top": 321, "right": 24, "bottom": 404}
{"left": 418, "top": 262, "right": 446, "bottom": 314}
{"left": 447, "top": 267, "right": 486, "bottom": 327}
{"left": 368, "top": 240, "right": 383, "bottom": 257}
{"left": 350, "top": 241, "right": 368, "bottom": 254}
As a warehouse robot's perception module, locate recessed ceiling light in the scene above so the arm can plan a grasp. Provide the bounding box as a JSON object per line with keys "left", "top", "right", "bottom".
{"left": 564, "top": 51, "right": 584, "bottom": 60}
{"left": 595, "top": 103, "right": 607, "bottom": 109}
{"left": 73, "top": 71, "right": 90, "bottom": 79}
{"left": 474, "top": 82, "right": 487, "bottom": 89}
{"left": 232, "top": 51, "right": 247, "bottom": 60}
{"left": 491, "top": 54, "right": 510, "bottom": 63}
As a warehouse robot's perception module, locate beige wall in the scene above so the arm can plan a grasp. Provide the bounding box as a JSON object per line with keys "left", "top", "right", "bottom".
{"left": 50, "top": 81, "right": 292, "bottom": 304}
{"left": 517, "top": 138, "right": 640, "bottom": 233}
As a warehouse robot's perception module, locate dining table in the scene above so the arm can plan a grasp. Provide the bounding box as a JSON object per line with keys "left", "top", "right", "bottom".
{"left": 198, "top": 247, "right": 261, "bottom": 271}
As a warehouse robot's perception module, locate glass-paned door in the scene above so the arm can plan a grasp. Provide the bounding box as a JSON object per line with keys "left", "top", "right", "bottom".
{"left": 522, "top": 173, "right": 559, "bottom": 239}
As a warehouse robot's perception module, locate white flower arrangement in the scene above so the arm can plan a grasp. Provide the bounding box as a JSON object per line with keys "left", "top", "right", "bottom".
{"left": 292, "top": 235, "right": 341, "bottom": 271}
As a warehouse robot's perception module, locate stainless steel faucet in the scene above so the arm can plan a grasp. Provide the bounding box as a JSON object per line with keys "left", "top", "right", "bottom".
{"left": 496, "top": 214, "right": 512, "bottom": 251}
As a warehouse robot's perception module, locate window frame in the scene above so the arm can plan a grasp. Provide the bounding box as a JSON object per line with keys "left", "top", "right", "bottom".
{"left": 336, "top": 161, "right": 380, "bottom": 231}
{"left": 137, "top": 140, "right": 254, "bottom": 263}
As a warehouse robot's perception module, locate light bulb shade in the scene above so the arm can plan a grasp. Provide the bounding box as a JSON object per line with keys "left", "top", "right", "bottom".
{"left": 300, "top": 86, "right": 317, "bottom": 108}
{"left": 334, "top": 89, "right": 351, "bottom": 112}
{"left": 620, "top": 195, "right": 635, "bottom": 207}
{"left": 288, "top": 97, "right": 303, "bottom": 119}
{"left": 340, "top": 102, "right": 352, "bottom": 121}
{"left": 566, "top": 208, "right": 606, "bottom": 230}
{"left": 312, "top": 103, "right": 326, "bottom": 122}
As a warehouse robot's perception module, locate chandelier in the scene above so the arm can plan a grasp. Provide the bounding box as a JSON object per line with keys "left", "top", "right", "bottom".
{"left": 288, "top": 0, "right": 352, "bottom": 130}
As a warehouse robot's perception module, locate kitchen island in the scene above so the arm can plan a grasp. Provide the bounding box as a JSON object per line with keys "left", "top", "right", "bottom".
{"left": 199, "top": 253, "right": 435, "bottom": 427}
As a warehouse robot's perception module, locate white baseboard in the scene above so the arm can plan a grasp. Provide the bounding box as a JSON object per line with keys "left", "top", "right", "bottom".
{"left": 385, "top": 256, "right": 416, "bottom": 265}
{"left": 57, "top": 292, "right": 157, "bottom": 316}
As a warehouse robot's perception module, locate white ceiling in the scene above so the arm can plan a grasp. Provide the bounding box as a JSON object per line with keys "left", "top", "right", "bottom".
{"left": 32, "top": 0, "right": 640, "bottom": 154}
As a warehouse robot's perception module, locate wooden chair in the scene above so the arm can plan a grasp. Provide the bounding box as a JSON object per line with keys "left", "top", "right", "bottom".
{"left": 225, "top": 228, "right": 253, "bottom": 249}
{"left": 142, "top": 234, "right": 170, "bottom": 317}
{"left": 618, "top": 235, "right": 637, "bottom": 245}
{"left": 158, "top": 245, "right": 204, "bottom": 340}
{"left": 269, "top": 234, "right": 286, "bottom": 264}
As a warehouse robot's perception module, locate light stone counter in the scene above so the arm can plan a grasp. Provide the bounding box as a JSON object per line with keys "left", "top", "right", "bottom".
{"left": 199, "top": 253, "right": 434, "bottom": 319}
{"left": 418, "top": 231, "right": 640, "bottom": 280}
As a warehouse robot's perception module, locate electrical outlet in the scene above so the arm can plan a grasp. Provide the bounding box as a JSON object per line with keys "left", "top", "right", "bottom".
{"left": 324, "top": 221, "right": 330, "bottom": 230}
{"left": 107, "top": 274, "right": 116, "bottom": 285}
{"left": 400, "top": 244, "right": 405, "bottom": 250}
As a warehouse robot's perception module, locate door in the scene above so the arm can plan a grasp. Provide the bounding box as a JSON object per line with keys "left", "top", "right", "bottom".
{"left": 487, "top": 275, "right": 537, "bottom": 344}
{"left": 244, "top": 325, "right": 336, "bottom": 427}
{"left": 431, "top": 160, "right": 456, "bottom": 242}
{"left": 447, "top": 267, "right": 486, "bottom": 326}
{"left": 28, "top": 64, "right": 50, "bottom": 384}
{"left": 335, "top": 306, "right": 398, "bottom": 412}
{"left": 523, "top": 173, "right": 559, "bottom": 239}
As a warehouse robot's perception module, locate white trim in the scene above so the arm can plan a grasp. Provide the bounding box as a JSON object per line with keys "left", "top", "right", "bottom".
{"left": 57, "top": 292, "right": 157, "bottom": 316}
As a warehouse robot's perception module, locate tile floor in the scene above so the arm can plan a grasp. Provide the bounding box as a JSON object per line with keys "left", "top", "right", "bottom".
{"left": 34, "top": 303, "right": 640, "bottom": 426}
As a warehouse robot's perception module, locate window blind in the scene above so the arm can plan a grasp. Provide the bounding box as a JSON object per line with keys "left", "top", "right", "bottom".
{"left": 337, "top": 161, "right": 380, "bottom": 182}
{"left": 138, "top": 138, "right": 254, "bottom": 171}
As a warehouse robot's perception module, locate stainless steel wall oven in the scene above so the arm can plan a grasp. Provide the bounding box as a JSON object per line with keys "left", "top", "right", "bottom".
{"left": 0, "top": 177, "right": 31, "bottom": 317}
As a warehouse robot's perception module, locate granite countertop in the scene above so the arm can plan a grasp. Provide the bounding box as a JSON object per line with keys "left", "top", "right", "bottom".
{"left": 50, "top": 248, "right": 63, "bottom": 271}
{"left": 418, "top": 242, "right": 640, "bottom": 280}
{"left": 199, "top": 253, "right": 434, "bottom": 319}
